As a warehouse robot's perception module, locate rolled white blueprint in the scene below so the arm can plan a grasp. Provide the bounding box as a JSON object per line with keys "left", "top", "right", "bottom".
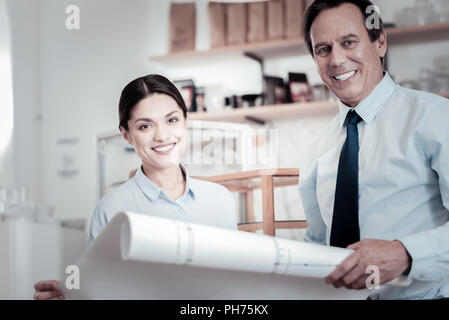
{"left": 119, "top": 211, "right": 353, "bottom": 278}
{"left": 62, "top": 212, "right": 408, "bottom": 299}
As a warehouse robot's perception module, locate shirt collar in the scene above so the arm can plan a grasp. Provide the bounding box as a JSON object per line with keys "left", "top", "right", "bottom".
{"left": 337, "top": 72, "right": 397, "bottom": 128}
{"left": 134, "top": 163, "right": 195, "bottom": 201}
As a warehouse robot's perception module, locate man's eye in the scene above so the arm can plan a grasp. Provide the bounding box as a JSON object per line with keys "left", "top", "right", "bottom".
{"left": 343, "top": 40, "right": 356, "bottom": 47}
{"left": 316, "top": 47, "right": 331, "bottom": 56}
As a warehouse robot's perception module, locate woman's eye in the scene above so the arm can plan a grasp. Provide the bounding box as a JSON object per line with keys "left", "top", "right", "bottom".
{"left": 139, "top": 124, "right": 152, "bottom": 130}
{"left": 168, "top": 117, "right": 179, "bottom": 123}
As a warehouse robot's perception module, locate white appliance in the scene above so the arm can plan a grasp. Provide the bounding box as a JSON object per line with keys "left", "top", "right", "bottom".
{"left": 0, "top": 219, "right": 86, "bottom": 299}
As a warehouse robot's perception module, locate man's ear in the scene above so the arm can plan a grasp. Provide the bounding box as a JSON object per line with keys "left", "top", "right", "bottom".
{"left": 376, "top": 31, "right": 388, "bottom": 58}
{"left": 120, "top": 126, "right": 132, "bottom": 145}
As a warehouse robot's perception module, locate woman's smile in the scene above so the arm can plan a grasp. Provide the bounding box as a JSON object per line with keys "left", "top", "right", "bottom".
{"left": 151, "top": 142, "right": 177, "bottom": 155}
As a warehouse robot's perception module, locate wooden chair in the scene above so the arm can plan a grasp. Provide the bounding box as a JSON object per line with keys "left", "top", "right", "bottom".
{"left": 197, "top": 168, "right": 308, "bottom": 236}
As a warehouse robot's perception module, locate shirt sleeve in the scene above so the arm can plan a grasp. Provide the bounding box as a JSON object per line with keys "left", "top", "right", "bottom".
{"left": 299, "top": 160, "right": 327, "bottom": 245}
{"left": 397, "top": 100, "right": 449, "bottom": 282}
{"left": 223, "top": 186, "right": 238, "bottom": 230}
{"left": 88, "top": 205, "right": 108, "bottom": 247}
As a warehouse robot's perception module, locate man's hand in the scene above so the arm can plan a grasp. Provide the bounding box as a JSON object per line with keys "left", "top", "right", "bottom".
{"left": 325, "top": 239, "right": 412, "bottom": 290}
{"left": 34, "top": 280, "right": 65, "bottom": 300}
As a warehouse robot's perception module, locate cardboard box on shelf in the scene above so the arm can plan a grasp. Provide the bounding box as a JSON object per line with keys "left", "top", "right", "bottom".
{"left": 267, "top": 0, "right": 285, "bottom": 40}
{"left": 169, "top": 3, "right": 196, "bottom": 53}
{"left": 247, "top": 2, "right": 267, "bottom": 43}
{"left": 305, "top": 0, "right": 315, "bottom": 10}
{"left": 226, "top": 3, "right": 247, "bottom": 45}
{"left": 208, "top": 2, "right": 226, "bottom": 48}
{"left": 285, "top": 0, "right": 305, "bottom": 39}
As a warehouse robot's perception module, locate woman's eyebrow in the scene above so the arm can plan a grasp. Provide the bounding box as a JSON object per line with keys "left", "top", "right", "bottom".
{"left": 134, "top": 111, "right": 180, "bottom": 123}
{"left": 134, "top": 117, "right": 153, "bottom": 124}
{"left": 165, "top": 110, "right": 180, "bottom": 118}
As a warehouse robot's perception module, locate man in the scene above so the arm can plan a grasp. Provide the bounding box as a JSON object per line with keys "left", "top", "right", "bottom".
{"left": 299, "top": 0, "right": 449, "bottom": 299}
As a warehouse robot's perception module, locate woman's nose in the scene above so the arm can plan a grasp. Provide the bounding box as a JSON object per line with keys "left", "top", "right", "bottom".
{"left": 154, "top": 123, "right": 170, "bottom": 142}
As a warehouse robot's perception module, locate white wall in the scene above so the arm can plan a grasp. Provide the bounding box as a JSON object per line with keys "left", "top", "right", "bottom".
{"left": 6, "top": 0, "right": 449, "bottom": 230}
{"left": 37, "top": 0, "right": 272, "bottom": 221}
{"left": 39, "top": 0, "right": 170, "bottom": 220}
{"left": 0, "top": 0, "right": 14, "bottom": 188}
{"left": 7, "top": 0, "right": 43, "bottom": 202}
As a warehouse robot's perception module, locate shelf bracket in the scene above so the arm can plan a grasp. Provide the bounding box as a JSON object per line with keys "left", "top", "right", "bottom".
{"left": 243, "top": 51, "right": 265, "bottom": 87}
{"left": 243, "top": 51, "right": 264, "bottom": 69}
{"left": 245, "top": 115, "right": 266, "bottom": 125}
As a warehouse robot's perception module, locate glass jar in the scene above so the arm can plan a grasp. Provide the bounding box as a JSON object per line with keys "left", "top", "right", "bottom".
{"left": 432, "top": 0, "right": 449, "bottom": 23}
{"left": 415, "top": 0, "right": 434, "bottom": 25}
{"left": 418, "top": 69, "right": 438, "bottom": 93}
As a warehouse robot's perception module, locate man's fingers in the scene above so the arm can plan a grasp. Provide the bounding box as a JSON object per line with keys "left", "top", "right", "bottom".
{"left": 34, "top": 280, "right": 60, "bottom": 291}
{"left": 331, "top": 279, "right": 345, "bottom": 289}
{"left": 34, "top": 289, "right": 64, "bottom": 300}
{"left": 347, "top": 242, "right": 361, "bottom": 250}
{"left": 325, "top": 253, "right": 359, "bottom": 284}
{"left": 348, "top": 275, "right": 369, "bottom": 290}
{"left": 340, "top": 263, "right": 366, "bottom": 287}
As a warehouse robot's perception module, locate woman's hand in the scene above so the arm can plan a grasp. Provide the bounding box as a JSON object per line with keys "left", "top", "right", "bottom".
{"left": 34, "top": 280, "right": 65, "bottom": 300}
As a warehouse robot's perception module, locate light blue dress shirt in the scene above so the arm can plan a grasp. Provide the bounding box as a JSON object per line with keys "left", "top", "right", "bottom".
{"left": 299, "top": 72, "right": 449, "bottom": 299}
{"left": 88, "top": 165, "right": 237, "bottom": 247}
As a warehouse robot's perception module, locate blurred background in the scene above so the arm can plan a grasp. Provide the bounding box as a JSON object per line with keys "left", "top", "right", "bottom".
{"left": 0, "top": 0, "right": 448, "bottom": 299}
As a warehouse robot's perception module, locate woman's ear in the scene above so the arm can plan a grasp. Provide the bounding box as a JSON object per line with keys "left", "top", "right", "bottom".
{"left": 120, "top": 126, "right": 132, "bottom": 145}
{"left": 184, "top": 112, "right": 189, "bottom": 128}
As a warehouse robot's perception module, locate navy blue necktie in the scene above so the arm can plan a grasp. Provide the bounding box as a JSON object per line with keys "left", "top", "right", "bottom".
{"left": 330, "top": 111, "right": 362, "bottom": 248}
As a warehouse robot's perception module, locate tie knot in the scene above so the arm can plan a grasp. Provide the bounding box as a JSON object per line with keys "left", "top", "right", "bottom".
{"left": 346, "top": 111, "right": 362, "bottom": 126}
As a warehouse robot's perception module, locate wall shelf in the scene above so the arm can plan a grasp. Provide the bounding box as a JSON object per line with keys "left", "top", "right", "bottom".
{"left": 150, "top": 37, "right": 306, "bottom": 64}
{"left": 386, "top": 21, "right": 449, "bottom": 44}
{"left": 151, "top": 22, "right": 449, "bottom": 123}
{"left": 149, "top": 22, "right": 449, "bottom": 63}
{"left": 188, "top": 101, "right": 338, "bottom": 123}
{"left": 189, "top": 91, "right": 448, "bottom": 123}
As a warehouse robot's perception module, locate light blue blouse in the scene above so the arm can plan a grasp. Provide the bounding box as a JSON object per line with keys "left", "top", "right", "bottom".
{"left": 299, "top": 72, "right": 449, "bottom": 299}
{"left": 88, "top": 165, "right": 237, "bottom": 246}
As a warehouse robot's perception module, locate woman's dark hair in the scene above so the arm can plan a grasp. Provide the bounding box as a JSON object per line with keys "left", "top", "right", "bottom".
{"left": 304, "top": 0, "right": 384, "bottom": 56}
{"left": 118, "top": 74, "right": 188, "bottom": 131}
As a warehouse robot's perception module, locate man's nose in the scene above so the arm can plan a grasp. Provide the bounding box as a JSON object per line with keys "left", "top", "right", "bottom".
{"left": 329, "top": 45, "right": 346, "bottom": 68}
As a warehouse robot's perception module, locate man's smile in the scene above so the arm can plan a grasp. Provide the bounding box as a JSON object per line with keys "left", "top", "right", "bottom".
{"left": 332, "top": 70, "right": 357, "bottom": 81}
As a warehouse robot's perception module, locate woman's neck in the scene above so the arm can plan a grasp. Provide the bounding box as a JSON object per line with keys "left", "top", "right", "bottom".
{"left": 141, "top": 163, "right": 186, "bottom": 200}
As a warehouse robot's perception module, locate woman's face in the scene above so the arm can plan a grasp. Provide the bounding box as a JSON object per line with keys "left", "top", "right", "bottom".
{"left": 121, "top": 93, "right": 188, "bottom": 171}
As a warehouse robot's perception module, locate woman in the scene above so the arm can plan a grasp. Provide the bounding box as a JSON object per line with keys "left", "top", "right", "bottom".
{"left": 34, "top": 74, "right": 237, "bottom": 300}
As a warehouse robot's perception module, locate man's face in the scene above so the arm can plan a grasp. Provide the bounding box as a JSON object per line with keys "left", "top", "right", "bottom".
{"left": 310, "top": 3, "right": 387, "bottom": 107}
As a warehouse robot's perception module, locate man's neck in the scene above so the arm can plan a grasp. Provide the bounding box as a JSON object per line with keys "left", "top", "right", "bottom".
{"left": 341, "top": 70, "right": 386, "bottom": 108}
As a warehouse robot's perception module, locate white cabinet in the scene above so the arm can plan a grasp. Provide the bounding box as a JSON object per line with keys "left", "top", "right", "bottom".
{"left": 96, "top": 120, "right": 254, "bottom": 199}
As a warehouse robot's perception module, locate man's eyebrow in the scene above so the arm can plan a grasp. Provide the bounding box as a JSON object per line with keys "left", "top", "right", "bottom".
{"left": 341, "top": 33, "right": 360, "bottom": 40}
{"left": 314, "top": 41, "right": 331, "bottom": 50}
{"left": 314, "top": 33, "right": 360, "bottom": 50}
